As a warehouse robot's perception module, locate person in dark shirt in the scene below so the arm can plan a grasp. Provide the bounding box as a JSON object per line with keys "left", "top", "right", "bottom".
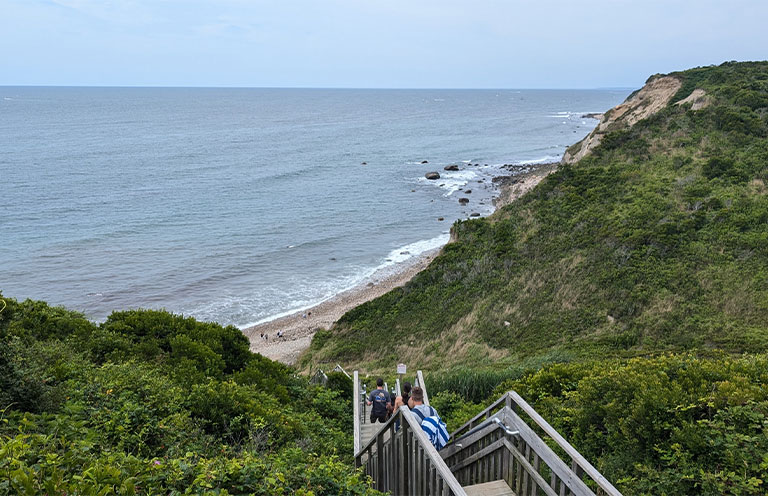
{"left": 366, "top": 378, "right": 391, "bottom": 423}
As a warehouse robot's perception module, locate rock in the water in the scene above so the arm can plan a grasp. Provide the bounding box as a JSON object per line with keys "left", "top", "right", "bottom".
{"left": 421, "top": 160, "right": 429, "bottom": 164}
{"left": 444, "top": 164, "right": 459, "bottom": 171}
{"left": 400, "top": 251, "right": 410, "bottom": 255}
{"left": 464, "top": 189, "right": 472, "bottom": 194}
{"left": 458, "top": 197, "right": 470, "bottom": 204}
{"left": 438, "top": 217, "right": 445, "bottom": 221}
{"left": 361, "top": 161, "right": 367, "bottom": 165}
{"left": 470, "top": 212, "right": 480, "bottom": 217}
{"left": 425, "top": 172, "right": 441, "bottom": 180}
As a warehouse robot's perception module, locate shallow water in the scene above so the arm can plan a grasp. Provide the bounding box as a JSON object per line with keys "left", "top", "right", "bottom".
{"left": 1, "top": 87, "right": 628, "bottom": 327}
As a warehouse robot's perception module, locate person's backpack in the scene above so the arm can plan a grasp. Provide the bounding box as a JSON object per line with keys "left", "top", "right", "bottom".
{"left": 371, "top": 390, "right": 389, "bottom": 414}
{"left": 412, "top": 406, "right": 450, "bottom": 450}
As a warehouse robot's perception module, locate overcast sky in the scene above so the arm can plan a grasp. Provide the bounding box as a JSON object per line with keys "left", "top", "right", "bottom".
{"left": 3, "top": 0, "right": 768, "bottom": 88}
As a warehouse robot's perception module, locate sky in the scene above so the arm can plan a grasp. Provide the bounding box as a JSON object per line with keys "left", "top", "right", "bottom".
{"left": 3, "top": 0, "right": 768, "bottom": 89}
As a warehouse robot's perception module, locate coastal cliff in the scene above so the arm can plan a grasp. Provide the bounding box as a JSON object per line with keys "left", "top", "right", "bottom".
{"left": 306, "top": 61, "right": 768, "bottom": 369}
{"left": 562, "top": 75, "right": 683, "bottom": 163}
{"left": 302, "top": 61, "right": 768, "bottom": 494}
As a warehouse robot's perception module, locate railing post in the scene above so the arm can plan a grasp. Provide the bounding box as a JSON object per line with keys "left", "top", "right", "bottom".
{"left": 376, "top": 429, "right": 384, "bottom": 491}
{"left": 353, "top": 371, "right": 361, "bottom": 456}
{"left": 401, "top": 412, "right": 409, "bottom": 495}
{"left": 417, "top": 370, "right": 430, "bottom": 405}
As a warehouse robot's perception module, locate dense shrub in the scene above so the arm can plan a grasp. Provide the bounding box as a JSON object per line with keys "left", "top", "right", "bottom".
{"left": 487, "top": 355, "right": 768, "bottom": 495}
{"left": 0, "top": 294, "right": 378, "bottom": 495}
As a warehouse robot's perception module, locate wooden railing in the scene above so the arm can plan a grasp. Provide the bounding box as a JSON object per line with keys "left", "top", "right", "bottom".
{"left": 355, "top": 403, "right": 467, "bottom": 495}
{"left": 354, "top": 370, "right": 464, "bottom": 495}
{"left": 353, "top": 370, "right": 362, "bottom": 454}
{"left": 447, "top": 391, "right": 622, "bottom": 496}
{"left": 414, "top": 370, "right": 430, "bottom": 405}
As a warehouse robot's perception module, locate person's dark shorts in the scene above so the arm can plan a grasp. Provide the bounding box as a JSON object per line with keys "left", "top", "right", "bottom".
{"left": 370, "top": 413, "right": 387, "bottom": 424}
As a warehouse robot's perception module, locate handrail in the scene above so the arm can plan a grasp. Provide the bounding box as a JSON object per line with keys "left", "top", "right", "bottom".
{"left": 353, "top": 370, "right": 361, "bottom": 454}
{"left": 451, "top": 393, "right": 508, "bottom": 439}
{"left": 332, "top": 363, "right": 351, "bottom": 379}
{"left": 355, "top": 403, "right": 467, "bottom": 495}
{"left": 355, "top": 369, "right": 466, "bottom": 495}
{"left": 508, "top": 391, "right": 622, "bottom": 496}
{"left": 451, "top": 391, "right": 622, "bottom": 496}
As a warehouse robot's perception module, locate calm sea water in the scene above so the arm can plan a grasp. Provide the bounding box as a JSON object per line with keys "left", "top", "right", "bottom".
{"left": 1, "top": 87, "right": 628, "bottom": 327}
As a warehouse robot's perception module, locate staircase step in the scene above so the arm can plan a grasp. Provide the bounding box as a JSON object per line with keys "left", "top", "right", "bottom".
{"left": 360, "top": 424, "right": 380, "bottom": 444}
{"left": 463, "top": 480, "right": 515, "bottom": 496}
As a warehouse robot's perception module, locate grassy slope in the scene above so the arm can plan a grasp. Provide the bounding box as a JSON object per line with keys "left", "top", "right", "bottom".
{"left": 304, "top": 61, "right": 768, "bottom": 372}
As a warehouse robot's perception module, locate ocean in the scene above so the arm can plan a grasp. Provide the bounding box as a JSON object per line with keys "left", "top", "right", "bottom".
{"left": 1, "top": 87, "right": 628, "bottom": 328}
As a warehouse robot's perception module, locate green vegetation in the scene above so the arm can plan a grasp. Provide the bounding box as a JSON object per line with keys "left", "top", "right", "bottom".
{"left": 496, "top": 354, "right": 768, "bottom": 495}
{"left": 301, "top": 61, "right": 768, "bottom": 494}
{"left": 4, "top": 61, "right": 768, "bottom": 495}
{"left": 0, "top": 294, "right": 379, "bottom": 495}
{"left": 305, "top": 61, "right": 768, "bottom": 370}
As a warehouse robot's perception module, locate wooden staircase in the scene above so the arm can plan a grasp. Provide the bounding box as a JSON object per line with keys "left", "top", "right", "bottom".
{"left": 353, "top": 369, "right": 622, "bottom": 496}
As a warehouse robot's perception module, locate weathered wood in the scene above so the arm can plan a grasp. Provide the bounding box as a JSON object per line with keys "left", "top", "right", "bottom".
{"left": 449, "top": 438, "right": 505, "bottom": 473}
{"left": 451, "top": 393, "right": 509, "bottom": 438}
{"left": 353, "top": 371, "right": 362, "bottom": 456}
{"left": 442, "top": 420, "right": 502, "bottom": 459}
{"left": 523, "top": 443, "right": 531, "bottom": 495}
{"left": 417, "top": 370, "right": 430, "bottom": 405}
{"left": 464, "top": 480, "right": 516, "bottom": 496}
{"left": 508, "top": 392, "right": 621, "bottom": 496}
{"left": 502, "top": 438, "right": 559, "bottom": 496}
{"left": 503, "top": 407, "right": 594, "bottom": 496}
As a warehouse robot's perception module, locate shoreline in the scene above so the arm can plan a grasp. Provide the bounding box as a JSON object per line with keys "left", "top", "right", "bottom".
{"left": 244, "top": 160, "right": 559, "bottom": 365}
{"left": 243, "top": 249, "right": 440, "bottom": 364}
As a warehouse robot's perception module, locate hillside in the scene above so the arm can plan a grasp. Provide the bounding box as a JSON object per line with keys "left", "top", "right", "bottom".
{"left": 303, "top": 61, "right": 768, "bottom": 371}
{"left": 0, "top": 294, "right": 378, "bottom": 495}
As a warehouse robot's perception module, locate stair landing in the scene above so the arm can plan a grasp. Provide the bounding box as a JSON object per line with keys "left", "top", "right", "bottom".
{"left": 463, "top": 480, "right": 515, "bottom": 496}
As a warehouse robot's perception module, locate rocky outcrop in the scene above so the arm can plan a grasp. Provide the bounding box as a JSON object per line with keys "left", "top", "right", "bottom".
{"left": 444, "top": 165, "right": 460, "bottom": 171}
{"left": 675, "top": 88, "right": 711, "bottom": 110}
{"left": 425, "top": 172, "right": 441, "bottom": 180}
{"left": 562, "top": 75, "right": 683, "bottom": 164}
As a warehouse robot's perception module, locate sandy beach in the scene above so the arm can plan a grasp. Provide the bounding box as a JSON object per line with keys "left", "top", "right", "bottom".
{"left": 243, "top": 250, "right": 439, "bottom": 364}
{"left": 244, "top": 161, "right": 558, "bottom": 365}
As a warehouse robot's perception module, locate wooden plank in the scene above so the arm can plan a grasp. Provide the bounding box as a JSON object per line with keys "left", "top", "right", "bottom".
{"left": 502, "top": 439, "right": 558, "bottom": 496}
{"left": 442, "top": 420, "right": 504, "bottom": 459}
{"left": 353, "top": 371, "right": 361, "bottom": 456}
{"left": 399, "top": 405, "right": 468, "bottom": 495}
{"left": 451, "top": 393, "right": 509, "bottom": 439}
{"left": 508, "top": 392, "right": 621, "bottom": 496}
{"left": 515, "top": 437, "right": 523, "bottom": 496}
{"left": 449, "top": 438, "right": 505, "bottom": 473}
{"left": 401, "top": 421, "right": 409, "bottom": 496}
{"left": 463, "top": 480, "right": 516, "bottom": 496}
{"left": 503, "top": 407, "right": 594, "bottom": 496}
{"left": 417, "top": 370, "right": 430, "bottom": 405}
{"left": 522, "top": 443, "right": 531, "bottom": 495}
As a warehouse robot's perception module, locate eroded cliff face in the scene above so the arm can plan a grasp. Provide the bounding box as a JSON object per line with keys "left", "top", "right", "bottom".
{"left": 562, "top": 75, "right": 684, "bottom": 164}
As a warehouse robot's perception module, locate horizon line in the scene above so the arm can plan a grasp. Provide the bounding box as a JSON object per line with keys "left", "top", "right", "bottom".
{"left": 0, "top": 84, "right": 634, "bottom": 91}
